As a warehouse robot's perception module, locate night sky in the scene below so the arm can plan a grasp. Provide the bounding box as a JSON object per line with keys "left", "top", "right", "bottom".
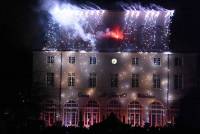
{"left": 1, "top": 0, "right": 200, "bottom": 128}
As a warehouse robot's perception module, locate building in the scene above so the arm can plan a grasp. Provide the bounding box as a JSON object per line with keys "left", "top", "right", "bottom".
{"left": 32, "top": 3, "right": 198, "bottom": 127}
{"left": 32, "top": 51, "right": 198, "bottom": 127}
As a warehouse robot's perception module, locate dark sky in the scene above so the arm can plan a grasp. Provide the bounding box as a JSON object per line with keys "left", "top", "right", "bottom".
{"left": 1, "top": 0, "right": 200, "bottom": 126}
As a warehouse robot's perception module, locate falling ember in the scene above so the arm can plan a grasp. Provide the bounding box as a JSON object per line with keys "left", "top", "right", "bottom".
{"left": 105, "top": 26, "right": 124, "bottom": 40}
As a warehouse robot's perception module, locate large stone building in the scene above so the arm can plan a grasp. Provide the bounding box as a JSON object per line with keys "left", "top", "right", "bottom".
{"left": 32, "top": 51, "right": 198, "bottom": 127}
{"left": 32, "top": 3, "right": 198, "bottom": 127}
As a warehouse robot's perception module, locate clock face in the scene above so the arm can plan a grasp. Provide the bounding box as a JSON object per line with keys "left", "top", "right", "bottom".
{"left": 111, "top": 58, "right": 117, "bottom": 64}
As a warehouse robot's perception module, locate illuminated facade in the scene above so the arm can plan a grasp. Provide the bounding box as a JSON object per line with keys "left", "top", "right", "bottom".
{"left": 33, "top": 51, "right": 198, "bottom": 127}
{"left": 33, "top": 1, "right": 197, "bottom": 127}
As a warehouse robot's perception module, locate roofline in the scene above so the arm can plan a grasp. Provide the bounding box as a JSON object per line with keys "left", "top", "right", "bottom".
{"left": 32, "top": 50, "right": 200, "bottom": 55}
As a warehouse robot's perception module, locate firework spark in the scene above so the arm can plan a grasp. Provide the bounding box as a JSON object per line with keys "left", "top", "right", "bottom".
{"left": 40, "top": 0, "right": 174, "bottom": 52}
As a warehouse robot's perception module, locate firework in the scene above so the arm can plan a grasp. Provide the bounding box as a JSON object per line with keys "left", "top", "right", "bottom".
{"left": 40, "top": 0, "right": 174, "bottom": 52}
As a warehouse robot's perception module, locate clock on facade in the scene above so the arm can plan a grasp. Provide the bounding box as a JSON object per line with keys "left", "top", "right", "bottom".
{"left": 111, "top": 58, "right": 117, "bottom": 64}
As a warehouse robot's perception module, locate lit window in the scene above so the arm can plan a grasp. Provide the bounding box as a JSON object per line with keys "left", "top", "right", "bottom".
{"left": 47, "top": 73, "right": 54, "bottom": 86}
{"left": 63, "top": 100, "right": 79, "bottom": 127}
{"left": 149, "top": 102, "right": 164, "bottom": 127}
{"left": 174, "top": 57, "right": 182, "bottom": 67}
{"left": 174, "top": 74, "right": 183, "bottom": 89}
{"left": 153, "top": 74, "right": 160, "bottom": 88}
{"left": 111, "top": 74, "right": 118, "bottom": 88}
{"left": 132, "top": 74, "right": 139, "bottom": 88}
{"left": 89, "top": 73, "right": 96, "bottom": 88}
{"left": 132, "top": 57, "right": 139, "bottom": 65}
{"left": 69, "top": 56, "right": 75, "bottom": 64}
{"left": 90, "top": 56, "right": 96, "bottom": 64}
{"left": 68, "top": 73, "right": 75, "bottom": 87}
{"left": 154, "top": 58, "right": 161, "bottom": 65}
{"left": 42, "top": 100, "right": 57, "bottom": 126}
{"left": 47, "top": 56, "right": 54, "bottom": 63}
{"left": 128, "top": 101, "right": 142, "bottom": 126}
{"left": 84, "top": 100, "right": 100, "bottom": 127}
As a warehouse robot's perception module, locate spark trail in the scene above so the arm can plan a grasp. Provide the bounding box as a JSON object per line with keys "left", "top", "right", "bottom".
{"left": 40, "top": 0, "right": 174, "bottom": 52}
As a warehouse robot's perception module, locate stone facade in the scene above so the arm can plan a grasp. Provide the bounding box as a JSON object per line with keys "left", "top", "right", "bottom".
{"left": 32, "top": 51, "right": 198, "bottom": 127}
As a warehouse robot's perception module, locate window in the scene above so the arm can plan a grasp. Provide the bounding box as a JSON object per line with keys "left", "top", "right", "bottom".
{"left": 128, "top": 101, "right": 142, "bottom": 126}
{"left": 90, "top": 56, "right": 96, "bottom": 64}
{"left": 132, "top": 57, "right": 139, "bottom": 65}
{"left": 111, "top": 74, "right": 118, "bottom": 88}
{"left": 63, "top": 100, "right": 79, "bottom": 127}
{"left": 89, "top": 73, "right": 96, "bottom": 88}
{"left": 154, "top": 58, "right": 161, "bottom": 65}
{"left": 132, "top": 74, "right": 139, "bottom": 88}
{"left": 68, "top": 73, "right": 75, "bottom": 87}
{"left": 47, "top": 56, "right": 54, "bottom": 63}
{"left": 174, "top": 57, "right": 182, "bottom": 66}
{"left": 149, "top": 102, "right": 164, "bottom": 127}
{"left": 107, "top": 100, "right": 121, "bottom": 120}
{"left": 69, "top": 56, "right": 75, "bottom": 64}
{"left": 42, "top": 100, "right": 57, "bottom": 126}
{"left": 153, "top": 74, "right": 160, "bottom": 88}
{"left": 47, "top": 73, "right": 54, "bottom": 86}
{"left": 174, "top": 74, "right": 183, "bottom": 89}
{"left": 84, "top": 100, "right": 100, "bottom": 127}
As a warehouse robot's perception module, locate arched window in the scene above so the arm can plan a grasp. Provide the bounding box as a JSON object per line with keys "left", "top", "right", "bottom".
{"left": 63, "top": 100, "right": 79, "bottom": 127}
{"left": 41, "top": 100, "right": 57, "bottom": 126}
{"left": 128, "top": 101, "right": 142, "bottom": 126}
{"left": 84, "top": 100, "right": 100, "bottom": 127}
{"left": 149, "top": 102, "right": 165, "bottom": 127}
{"left": 107, "top": 100, "right": 121, "bottom": 119}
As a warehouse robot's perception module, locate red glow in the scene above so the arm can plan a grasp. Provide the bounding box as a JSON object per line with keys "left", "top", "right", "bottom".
{"left": 105, "top": 26, "right": 124, "bottom": 40}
